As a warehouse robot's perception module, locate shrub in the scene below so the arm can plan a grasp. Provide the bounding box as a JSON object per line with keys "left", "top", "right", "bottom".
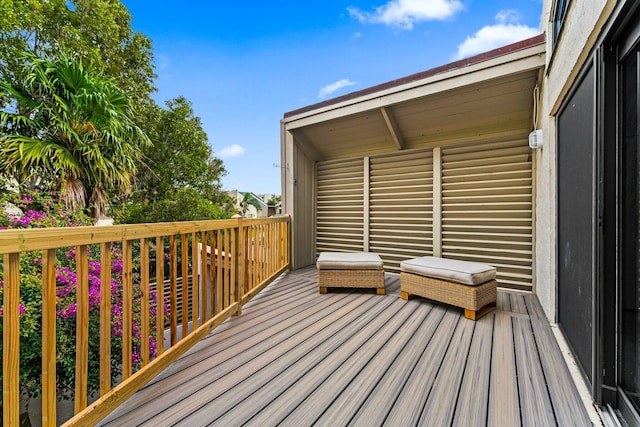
{"left": 0, "top": 189, "right": 166, "bottom": 401}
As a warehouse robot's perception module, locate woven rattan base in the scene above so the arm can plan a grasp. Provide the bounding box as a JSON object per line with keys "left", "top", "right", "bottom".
{"left": 318, "top": 269, "right": 385, "bottom": 294}
{"left": 400, "top": 272, "right": 496, "bottom": 319}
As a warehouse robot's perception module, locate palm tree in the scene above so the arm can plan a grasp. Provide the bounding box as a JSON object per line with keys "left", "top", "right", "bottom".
{"left": 239, "top": 192, "right": 262, "bottom": 218}
{"left": 0, "top": 52, "right": 150, "bottom": 217}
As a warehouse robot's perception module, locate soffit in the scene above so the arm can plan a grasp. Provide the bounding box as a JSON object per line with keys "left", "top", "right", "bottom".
{"left": 284, "top": 39, "right": 545, "bottom": 162}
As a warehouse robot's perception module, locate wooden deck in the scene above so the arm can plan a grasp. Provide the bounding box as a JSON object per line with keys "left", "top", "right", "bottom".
{"left": 99, "top": 267, "right": 592, "bottom": 426}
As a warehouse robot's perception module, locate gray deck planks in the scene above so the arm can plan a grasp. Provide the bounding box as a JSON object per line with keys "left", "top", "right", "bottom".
{"left": 313, "top": 302, "right": 433, "bottom": 426}
{"left": 104, "top": 293, "right": 374, "bottom": 426}
{"left": 348, "top": 304, "right": 448, "bottom": 426}
{"left": 277, "top": 299, "right": 421, "bottom": 426}
{"left": 383, "top": 308, "right": 461, "bottom": 425}
{"left": 99, "top": 269, "right": 593, "bottom": 427}
{"left": 513, "top": 314, "right": 557, "bottom": 426}
{"left": 180, "top": 296, "right": 403, "bottom": 425}
{"left": 148, "top": 294, "right": 390, "bottom": 426}
{"left": 452, "top": 311, "right": 495, "bottom": 427}
{"left": 524, "top": 294, "right": 592, "bottom": 427}
{"left": 419, "top": 315, "right": 476, "bottom": 426}
{"left": 488, "top": 311, "right": 520, "bottom": 427}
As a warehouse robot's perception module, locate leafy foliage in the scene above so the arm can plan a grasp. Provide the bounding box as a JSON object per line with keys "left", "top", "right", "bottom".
{"left": 116, "top": 187, "right": 229, "bottom": 223}
{"left": 0, "top": 189, "right": 165, "bottom": 401}
{"left": 0, "top": 1, "right": 231, "bottom": 223}
{"left": 0, "top": 52, "right": 151, "bottom": 217}
{"left": 0, "top": 0, "right": 155, "bottom": 105}
{"left": 239, "top": 192, "right": 263, "bottom": 218}
{"left": 115, "top": 97, "right": 232, "bottom": 223}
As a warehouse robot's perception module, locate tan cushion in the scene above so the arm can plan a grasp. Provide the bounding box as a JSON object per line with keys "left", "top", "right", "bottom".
{"left": 400, "top": 256, "right": 495, "bottom": 286}
{"left": 316, "top": 252, "right": 384, "bottom": 270}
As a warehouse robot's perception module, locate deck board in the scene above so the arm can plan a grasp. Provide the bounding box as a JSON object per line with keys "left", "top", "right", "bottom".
{"left": 348, "top": 305, "right": 446, "bottom": 426}
{"left": 488, "top": 312, "right": 520, "bottom": 427}
{"left": 524, "top": 294, "right": 593, "bottom": 427}
{"left": 452, "top": 311, "right": 494, "bottom": 426}
{"left": 100, "top": 268, "right": 592, "bottom": 427}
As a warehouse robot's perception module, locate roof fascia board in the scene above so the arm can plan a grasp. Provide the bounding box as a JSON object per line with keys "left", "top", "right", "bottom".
{"left": 284, "top": 42, "right": 545, "bottom": 130}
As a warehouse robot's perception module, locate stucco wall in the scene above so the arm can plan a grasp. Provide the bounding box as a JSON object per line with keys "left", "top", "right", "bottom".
{"left": 536, "top": 0, "right": 615, "bottom": 321}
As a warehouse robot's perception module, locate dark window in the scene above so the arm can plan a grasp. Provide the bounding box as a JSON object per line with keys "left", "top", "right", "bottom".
{"left": 553, "top": 0, "right": 570, "bottom": 48}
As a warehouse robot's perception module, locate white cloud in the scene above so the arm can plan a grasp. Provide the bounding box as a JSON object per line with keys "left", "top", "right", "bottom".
{"left": 495, "top": 9, "right": 521, "bottom": 24}
{"left": 454, "top": 10, "right": 539, "bottom": 59}
{"left": 348, "top": 0, "right": 464, "bottom": 30}
{"left": 219, "top": 144, "right": 245, "bottom": 158}
{"left": 318, "top": 79, "right": 357, "bottom": 99}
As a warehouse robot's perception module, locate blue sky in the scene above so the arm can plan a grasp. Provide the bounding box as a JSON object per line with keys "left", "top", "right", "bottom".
{"left": 121, "top": 0, "right": 543, "bottom": 195}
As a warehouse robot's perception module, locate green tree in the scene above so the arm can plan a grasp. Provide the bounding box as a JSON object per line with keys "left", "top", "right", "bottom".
{"left": 116, "top": 97, "right": 231, "bottom": 223}
{"left": 266, "top": 194, "right": 281, "bottom": 206}
{"left": 0, "top": 0, "right": 155, "bottom": 105}
{"left": 0, "top": 52, "right": 151, "bottom": 217}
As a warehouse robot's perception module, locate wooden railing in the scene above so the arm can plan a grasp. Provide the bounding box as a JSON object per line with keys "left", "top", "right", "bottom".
{"left": 0, "top": 216, "right": 290, "bottom": 426}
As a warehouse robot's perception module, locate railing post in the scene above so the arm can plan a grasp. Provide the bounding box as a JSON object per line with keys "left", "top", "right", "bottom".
{"left": 234, "top": 218, "right": 244, "bottom": 316}
{"left": 3, "top": 253, "right": 20, "bottom": 426}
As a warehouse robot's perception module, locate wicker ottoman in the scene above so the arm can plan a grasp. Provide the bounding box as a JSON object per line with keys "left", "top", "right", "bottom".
{"left": 400, "top": 256, "right": 497, "bottom": 320}
{"left": 316, "top": 252, "right": 385, "bottom": 295}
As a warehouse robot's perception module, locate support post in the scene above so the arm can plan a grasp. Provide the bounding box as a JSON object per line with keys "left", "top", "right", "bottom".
{"left": 234, "top": 218, "right": 244, "bottom": 316}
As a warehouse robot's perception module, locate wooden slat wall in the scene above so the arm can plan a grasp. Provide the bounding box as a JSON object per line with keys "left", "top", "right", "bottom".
{"left": 369, "top": 149, "right": 434, "bottom": 272}
{"left": 441, "top": 139, "right": 533, "bottom": 289}
{"left": 316, "top": 158, "right": 365, "bottom": 253}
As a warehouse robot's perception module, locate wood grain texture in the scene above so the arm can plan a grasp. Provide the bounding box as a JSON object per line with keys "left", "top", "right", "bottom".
{"left": 122, "top": 241, "right": 133, "bottom": 380}
{"left": 96, "top": 268, "right": 592, "bottom": 427}
{"left": 42, "top": 249, "right": 58, "bottom": 426}
{"left": 488, "top": 313, "right": 520, "bottom": 427}
{"left": 74, "top": 245, "right": 89, "bottom": 413}
{"left": 100, "top": 243, "right": 112, "bottom": 395}
{"left": 452, "top": 312, "right": 494, "bottom": 427}
{"left": 3, "top": 254, "right": 20, "bottom": 426}
{"left": 513, "top": 315, "right": 556, "bottom": 426}
{"left": 0, "top": 217, "right": 290, "bottom": 427}
{"left": 524, "top": 294, "right": 592, "bottom": 427}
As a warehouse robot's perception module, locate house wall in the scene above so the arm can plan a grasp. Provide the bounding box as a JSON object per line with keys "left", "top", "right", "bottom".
{"left": 536, "top": 0, "right": 616, "bottom": 321}
{"left": 282, "top": 127, "right": 316, "bottom": 269}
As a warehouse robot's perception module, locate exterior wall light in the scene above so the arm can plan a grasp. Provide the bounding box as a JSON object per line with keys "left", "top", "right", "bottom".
{"left": 529, "top": 129, "right": 543, "bottom": 149}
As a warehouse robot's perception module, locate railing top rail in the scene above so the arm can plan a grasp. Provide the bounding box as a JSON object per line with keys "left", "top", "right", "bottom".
{"left": 241, "top": 216, "right": 290, "bottom": 226}
{"left": 0, "top": 216, "right": 290, "bottom": 254}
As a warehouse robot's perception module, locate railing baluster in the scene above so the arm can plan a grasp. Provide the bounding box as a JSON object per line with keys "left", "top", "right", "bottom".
{"left": 209, "top": 230, "right": 216, "bottom": 316}
{"left": 100, "top": 242, "right": 112, "bottom": 396}
{"left": 181, "top": 234, "right": 189, "bottom": 338}
{"left": 140, "top": 238, "right": 150, "bottom": 366}
{"left": 169, "top": 235, "right": 177, "bottom": 346}
{"left": 228, "top": 228, "right": 232, "bottom": 302}
{"left": 217, "top": 229, "right": 223, "bottom": 310}
{"left": 155, "top": 236, "right": 165, "bottom": 356}
{"left": 234, "top": 221, "right": 242, "bottom": 312}
{"left": 42, "top": 249, "right": 57, "bottom": 426}
{"left": 0, "top": 216, "right": 290, "bottom": 426}
{"left": 191, "top": 232, "right": 198, "bottom": 329}
{"left": 75, "top": 245, "right": 89, "bottom": 413}
{"left": 200, "top": 231, "right": 207, "bottom": 323}
{"left": 122, "top": 240, "right": 133, "bottom": 379}
{"left": 3, "top": 253, "right": 20, "bottom": 426}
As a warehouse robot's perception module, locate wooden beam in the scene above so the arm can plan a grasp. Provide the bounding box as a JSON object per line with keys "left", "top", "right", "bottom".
{"left": 289, "top": 129, "right": 321, "bottom": 161}
{"left": 380, "top": 107, "right": 404, "bottom": 150}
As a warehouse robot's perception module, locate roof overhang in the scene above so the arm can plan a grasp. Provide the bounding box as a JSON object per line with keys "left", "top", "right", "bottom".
{"left": 282, "top": 34, "right": 546, "bottom": 161}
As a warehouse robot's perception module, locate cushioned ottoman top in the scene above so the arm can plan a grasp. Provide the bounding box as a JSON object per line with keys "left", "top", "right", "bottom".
{"left": 400, "top": 256, "right": 495, "bottom": 286}
{"left": 316, "top": 252, "right": 384, "bottom": 270}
